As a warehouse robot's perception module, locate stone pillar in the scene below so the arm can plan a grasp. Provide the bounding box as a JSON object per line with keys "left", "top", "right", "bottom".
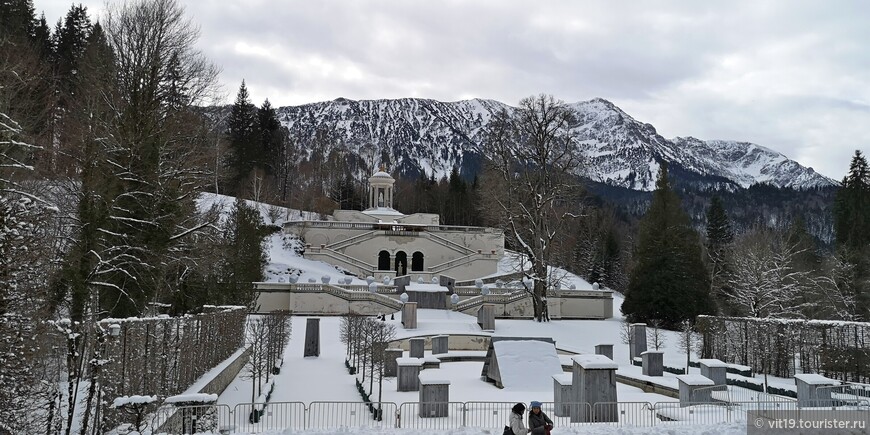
{"left": 402, "top": 302, "right": 418, "bottom": 329}
{"left": 552, "top": 373, "right": 573, "bottom": 417}
{"left": 383, "top": 348, "right": 404, "bottom": 377}
{"left": 629, "top": 323, "right": 647, "bottom": 361}
{"left": 594, "top": 344, "right": 614, "bottom": 360}
{"left": 677, "top": 374, "right": 714, "bottom": 406}
{"left": 397, "top": 358, "right": 424, "bottom": 392}
{"left": 432, "top": 335, "right": 448, "bottom": 355}
{"left": 570, "top": 355, "right": 618, "bottom": 423}
{"left": 477, "top": 304, "right": 495, "bottom": 331}
{"left": 699, "top": 359, "right": 727, "bottom": 387}
{"left": 303, "top": 318, "right": 320, "bottom": 357}
{"left": 419, "top": 369, "right": 450, "bottom": 418}
{"left": 409, "top": 337, "right": 425, "bottom": 358}
{"left": 795, "top": 374, "right": 839, "bottom": 408}
{"left": 641, "top": 350, "right": 664, "bottom": 377}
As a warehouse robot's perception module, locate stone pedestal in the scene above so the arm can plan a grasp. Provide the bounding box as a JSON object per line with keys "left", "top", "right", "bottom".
{"left": 570, "top": 355, "right": 618, "bottom": 423}
{"left": 677, "top": 374, "right": 714, "bottom": 406}
{"left": 629, "top": 323, "right": 647, "bottom": 361}
{"left": 419, "top": 369, "right": 450, "bottom": 418}
{"left": 699, "top": 359, "right": 727, "bottom": 387}
{"left": 432, "top": 335, "right": 448, "bottom": 355}
{"left": 795, "top": 374, "right": 839, "bottom": 408}
{"left": 384, "top": 348, "right": 404, "bottom": 377}
{"left": 553, "top": 373, "right": 573, "bottom": 417}
{"left": 409, "top": 338, "right": 426, "bottom": 358}
{"left": 397, "top": 358, "right": 424, "bottom": 392}
{"left": 477, "top": 304, "right": 495, "bottom": 331}
{"left": 402, "top": 302, "right": 418, "bottom": 329}
{"left": 641, "top": 350, "right": 664, "bottom": 377}
{"left": 303, "top": 318, "right": 320, "bottom": 357}
{"left": 594, "top": 344, "right": 614, "bottom": 360}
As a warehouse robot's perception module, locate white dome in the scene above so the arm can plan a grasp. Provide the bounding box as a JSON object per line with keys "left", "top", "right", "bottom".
{"left": 371, "top": 171, "right": 392, "bottom": 179}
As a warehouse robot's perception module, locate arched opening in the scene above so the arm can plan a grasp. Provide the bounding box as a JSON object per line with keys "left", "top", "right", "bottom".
{"left": 411, "top": 251, "right": 424, "bottom": 272}
{"left": 378, "top": 250, "right": 390, "bottom": 271}
{"left": 395, "top": 251, "right": 408, "bottom": 276}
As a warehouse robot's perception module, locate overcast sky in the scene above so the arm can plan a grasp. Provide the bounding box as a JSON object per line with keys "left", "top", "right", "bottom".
{"left": 39, "top": 0, "right": 869, "bottom": 179}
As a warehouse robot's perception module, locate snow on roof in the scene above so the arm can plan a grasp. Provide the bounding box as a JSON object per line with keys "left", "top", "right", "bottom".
{"left": 407, "top": 283, "right": 448, "bottom": 292}
{"left": 112, "top": 395, "right": 157, "bottom": 408}
{"left": 396, "top": 357, "right": 424, "bottom": 366}
{"left": 371, "top": 171, "right": 392, "bottom": 179}
{"left": 419, "top": 369, "right": 451, "bottom": 385}
{"left": 572, "top": 354, "right": 618, "bottom": 369}
{"left": 164, "top": 393, "right": 218, "bottom": 404}
{"left": 492, "top": 340, "right": 563, "bottom": 390}
{"left": 641, "top": 350, "right": 663, "bottom": 355}
{"left": 553, "top": 373, "right": 573, "bottom": 385}
{"left": 698, "top": 359, "right": 727, "bottom": 368}
{"left": 361, "top": 207, "right": 406, "bottom": 216}
{"left": 676, "top": 374, "right": 715, "bottom": 386}
{"left": 794, "top": 374, "right": 840, "bottom": 385}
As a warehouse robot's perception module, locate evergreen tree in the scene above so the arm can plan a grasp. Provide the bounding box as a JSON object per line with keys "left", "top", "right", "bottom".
{"left": 0, "top": 0, "right": 36, "bottom": 40}
{"left": 832, "top": 150, "right": 870, "bottom": 319}
{"left": 834, "top": 150, "right": 870, "bottom": 250}
{"left": 622, "top": 163, "right": 713, "bottom": 328}
{"left": 53, "top": 4, "right": 92, "bottom": 106}
{"left": 705, "top": 195, "right": 734, "bottom": 312}
{"left": 220, "top": 199, "right": 267, "bottom": 306}
{"left": 225, "top": 81, "right": 261, "bottom": 195}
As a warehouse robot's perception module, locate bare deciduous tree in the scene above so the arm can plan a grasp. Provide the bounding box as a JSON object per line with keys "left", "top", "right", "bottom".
{"left": 480, "top": 94, "right": 586, "bottom": 321}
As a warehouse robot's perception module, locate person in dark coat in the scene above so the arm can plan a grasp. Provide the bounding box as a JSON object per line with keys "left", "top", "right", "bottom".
{"left": 527, "top": 401, "right": 553, "bottom": 435}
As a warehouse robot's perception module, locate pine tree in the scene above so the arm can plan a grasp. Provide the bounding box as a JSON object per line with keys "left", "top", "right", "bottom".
{"left": 834, "top": 150, "right": 870, "bottom": 250}
{"left": 225, "top": 81, "right": 262, "bottom": 195}
{"left": 220, "top": 199, "right": 267, "bottom": 306}
{"left": 705, "top": 195, "right": 734, "bottom": 312}
{"left": 0, "top": 0, "right": 36, "bottom": 40}
{"left": 832, "top": 150, "right": 870, "bottom": 319}
{"left": 622, "top": 163, "right": 713, "bottom": 328}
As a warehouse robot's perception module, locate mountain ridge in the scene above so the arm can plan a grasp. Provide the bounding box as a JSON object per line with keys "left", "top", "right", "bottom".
{"left": 273, "top": 97, "right": 837, "bottom": 191}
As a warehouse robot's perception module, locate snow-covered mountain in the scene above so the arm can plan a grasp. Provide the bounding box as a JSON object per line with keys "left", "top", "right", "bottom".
{"left": 275, "top": 97, "right": 836, "bottom": 191}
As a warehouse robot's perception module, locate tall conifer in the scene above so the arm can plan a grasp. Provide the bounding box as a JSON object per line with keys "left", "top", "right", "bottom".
{"left": 622, "top": 163, "right": 713, "bottom": 328}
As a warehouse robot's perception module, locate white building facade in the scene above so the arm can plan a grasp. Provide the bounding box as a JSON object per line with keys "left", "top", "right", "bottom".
{"left": 285, "top": 170, "right": 504, "bottom": 282}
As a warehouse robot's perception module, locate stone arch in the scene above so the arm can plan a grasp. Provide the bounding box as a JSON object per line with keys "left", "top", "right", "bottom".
{"left": 395, "top": 251, "right": 408, "bottom": 276}
{"left": 378, "top": 250, "right": 391, "bottom": 271}
{"left": 411, "top": 251, "right": 424, "bottom": 272}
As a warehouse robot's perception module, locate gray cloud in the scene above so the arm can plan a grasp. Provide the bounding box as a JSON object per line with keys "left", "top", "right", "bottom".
{"left": 36, "top": 0, "right": 869, "bottom": 178}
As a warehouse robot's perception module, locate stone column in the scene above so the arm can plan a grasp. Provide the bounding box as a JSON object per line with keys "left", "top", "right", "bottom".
{"left": 552, "top": 373, "right": 573, "bottom": 417}
{"left": 570, "top": 355, "right": 618, "bottom": 423}
{"left": 594, "top": 344, "right": 614, "bottom": 360}
{"left": 402, "top": 302, "right": 418, "bottom": 329}
{"left": 699, "top": 359, "right": 727, "bottom": 387}
{"left": 383, "top": 348, "right": 404, "bottom": 377}
{"left": 432, "top": 335, "right": 448, "bottom": 355}
{"left": 477, "top": 304, "right": 495, "bottom": 331}
{"left": 409, "top": 337, "right": 425, "bottom": 358}
{"left": 677, "top": 374, "right": 714, "bottom": 406}
{"left": 795, "top": 374, "right": 839, "bottom": 408}
{"left": 419, "top": 369, "right": 450, "bottom": 418}
{"left": 641, "top": 350, "right": 664, "bottom": 377}
{"left": 303, "top": 318, "right": 320, "bottom": 357}
{"left": 629, "top": 323, "right": 647, "bottom": 361}
{"left": 397, "top": 358, "right": 424, "bottom": 392}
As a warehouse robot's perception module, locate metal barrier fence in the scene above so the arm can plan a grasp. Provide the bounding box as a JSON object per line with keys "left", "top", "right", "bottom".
{"left": 146, "top": 400, "right": 870, "bottom": 433}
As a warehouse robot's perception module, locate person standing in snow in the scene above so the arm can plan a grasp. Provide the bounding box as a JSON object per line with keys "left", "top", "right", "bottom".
{"left": 508, "top": 402, "right": 529, "bottom": 434}
{"left": 527, "top": 401, "right": 553, "bottom": 435}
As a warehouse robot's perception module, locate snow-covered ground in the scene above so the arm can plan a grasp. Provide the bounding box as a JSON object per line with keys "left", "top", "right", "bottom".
{"left": 196, "top": 194, "right": 795, "bottom": 435}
